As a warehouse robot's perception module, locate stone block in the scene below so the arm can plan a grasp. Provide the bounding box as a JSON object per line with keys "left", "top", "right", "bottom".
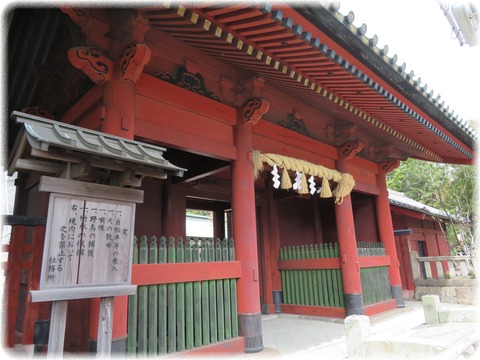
{"left": 438, "top": 308, "right": 479, "bottom": 323}
{"left": 422, "top": 295, "right": 440, "bottom": 324}
{"left": 344, "top": 315, "right": 370, "bottom": 358}
{"left": 440, "top": 296, "right": 458, "bottom": 304}
{"left": 441, "top": 286, "right": 456, "bottom": 297}
{"left": 364, "top": 338, "right": 445, "bottom": 358}
{"left": 456, "top": 286, "right": 477, "bottom": 301}
{"left": 454, "top": 278, "right": 477, "bottom": 287}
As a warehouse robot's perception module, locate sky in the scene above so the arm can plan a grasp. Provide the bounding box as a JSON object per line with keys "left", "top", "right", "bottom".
{"left": 336, "top": 0, "right": 480, "bottom": 122}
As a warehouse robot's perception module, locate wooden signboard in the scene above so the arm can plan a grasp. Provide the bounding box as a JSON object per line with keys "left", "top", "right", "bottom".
{"left": 30, "top": 176, "right": 144, "bottom": 356}
{"left": 40, "top": 194, "right": 134, "bottom": 290}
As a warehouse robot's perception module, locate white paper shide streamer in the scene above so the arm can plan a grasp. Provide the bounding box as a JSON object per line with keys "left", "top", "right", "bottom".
{"left": 271, "top": 164, "right": 280, "bottom": 189}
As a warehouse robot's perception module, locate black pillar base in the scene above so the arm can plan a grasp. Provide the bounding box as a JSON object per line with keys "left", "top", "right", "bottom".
{"left": 344, "top": 293, "right": 365, "bottom": 316}
{"left": 238, "top": 312, "right": 263, "bottom": 353}
{"left": 272, "top": 290, "right": 283, "bottom": 313}
{"left": 391, "top": 285, "right": 405, "bottom": 308}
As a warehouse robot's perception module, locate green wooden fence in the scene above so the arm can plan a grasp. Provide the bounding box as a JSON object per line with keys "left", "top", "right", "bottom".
{"left": 357, "top": 242, "right": 392, "bottom": 306}
{"left": 127, "top": 236, "right": 238, "bottom": 355}
{"left": 279, "top": 243, "right": 344, "bottom": 307}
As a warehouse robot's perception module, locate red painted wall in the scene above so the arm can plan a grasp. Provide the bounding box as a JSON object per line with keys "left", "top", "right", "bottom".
{"left": 277, "top": 196, "right": 315, "bottom": 248}
{"left": 134, "top": 179, "right": 164, "bottom": 238}
{"left": 317, "top": 198, "right": 338, "bottom": 244}
{"left": 351, "top": 192, "right": 379, "bottom": 243}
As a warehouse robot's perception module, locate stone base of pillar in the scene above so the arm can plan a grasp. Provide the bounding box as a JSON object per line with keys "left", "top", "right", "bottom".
{"left": 391, "top": 285, "right": 405, "bottom": 308}
{"left": 344, "top": 293, "right": 365, "bottom": 316}
{"left": 238, "top": 312, "right": 263, "bottom": 353}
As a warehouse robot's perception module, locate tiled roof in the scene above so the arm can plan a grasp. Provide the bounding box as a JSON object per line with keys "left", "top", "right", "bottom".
{"left": 8, "top": 111, "right": 186, "bottom": 179}
{"left": 388, "top": 189, "right": 449, "bottom": 219}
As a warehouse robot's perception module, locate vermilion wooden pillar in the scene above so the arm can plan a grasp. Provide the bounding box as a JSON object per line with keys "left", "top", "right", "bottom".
{"left": 231, "top": 98, "right": 268, "bottom": 353}
{"left": 162, "top": 180, "right": 187, "bottom": 239}
{"left": 68, "top": 44, "right": 151, "bottom": 354}
{"left": 101, "top": 75, "right": 136, "bottom": 138}
{"left": 376, "top": 162, "right": 405, "bottom": 307}
{"left": 335, "top": 158, "right": 365, "bottom": 316}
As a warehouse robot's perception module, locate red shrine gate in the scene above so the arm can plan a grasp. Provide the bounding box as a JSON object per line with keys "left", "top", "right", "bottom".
{"left": 4, "top": 3, "right": 475, "bottom": 356}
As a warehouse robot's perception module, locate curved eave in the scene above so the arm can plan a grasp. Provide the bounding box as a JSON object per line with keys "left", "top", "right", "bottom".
{"left": 139, "top": 3, "right": 474, "bottom": 164}
{"left": 291, "top": 4, "right": 476, "bottom": 156}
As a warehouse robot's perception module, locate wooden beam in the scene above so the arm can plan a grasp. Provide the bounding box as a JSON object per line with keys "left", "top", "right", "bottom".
{"left": 131, "top": 261, "right": 241, "bottom": 285}
{"left": 38, "top": 176, "right": 144, "bottom": 203}
{"left": 30, "top": 285, "right": 137, "bottom": 302}
{"left": 14, "top": 158, "right": 64, "bottom": 174}
{"left": 358, "top": 256, "right": 391, "bottom": 268}
{"left": 177, "top": 164, "right": 230, "bottom": 184}
{"left": 277, "top": 258, "right": 341, "bottom": 270}
{"left": 185, "top": 188, "right": 231, "bottom": 203}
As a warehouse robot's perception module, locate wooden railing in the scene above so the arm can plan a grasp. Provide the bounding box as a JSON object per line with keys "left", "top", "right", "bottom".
{"left": 357, "top": 242, "right": 392, "bottom": 306}
{"left": 410, "top": 251, "right": 476, "bottom": 280}
{"left": 127, "top": 236, "right": 240, "bottom": 356}
{"left": 278, "top": 243, "right": 344, "bottom": 308}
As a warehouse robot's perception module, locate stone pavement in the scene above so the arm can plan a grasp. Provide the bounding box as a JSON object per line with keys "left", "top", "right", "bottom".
{"left": 233, "top": 300, "right": 479, "bottom": 359}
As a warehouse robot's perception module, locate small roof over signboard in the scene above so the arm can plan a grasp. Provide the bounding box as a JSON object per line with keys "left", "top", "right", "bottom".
{"left": 8, "top": 111, "right": 186, "bottom": 187}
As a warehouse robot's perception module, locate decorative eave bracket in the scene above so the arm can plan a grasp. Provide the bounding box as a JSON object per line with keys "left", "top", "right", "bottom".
{"left": 242, "top": 98, "right": 269, "bottom": 126}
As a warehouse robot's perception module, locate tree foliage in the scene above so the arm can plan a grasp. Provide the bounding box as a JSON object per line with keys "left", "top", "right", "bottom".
{"left": 387, "top": 158, "right": 477, "bottom": 255}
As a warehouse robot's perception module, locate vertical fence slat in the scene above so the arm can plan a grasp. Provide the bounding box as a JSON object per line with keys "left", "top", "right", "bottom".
{"left": 167, "top": 236, "right": 177, "bottom": 353}
{"left": 193, "top": 240, "right": 203, "bottom": 347}
{"left": 158, "top": 236, "right": 168, "bottom": 354}
{"left": 309, "top": 245, "right": 319, "bottom": 306}
{"left": 301, "top": 246, "right": 311, "bottom": 305}
{"left": 314, "top": 245, "right": 324, "bottom": 306}
{"left": 222, "top": 238, "right": 231, "bottom": 340}
{"left": 176, "top": 237, "right": 185, "bottom": 352}
{"left": 148, "top": 236, "right": 158, "bottom": 355}
{"left": 208, "top": 239, "right": 218, "bottom": 343}
{"left": 334, "top": 243, "right": 344, "bottom": 307}
{"left": 138, "top": 235, "right": 148, "bottom": 354}
{"left": 229, "top": 239, "right": 238, "bottom": 338}
{"left": 319, "top": 244, "right": 329, "bottom": 306}
{"left": 216, "top": 238, "right": 225, "bottom": 341}
{"left": 127, "top": 236, "right": 138, "bottom": 354}
{"left": 329, "top": 243, "right": 340, "bottom": 307}
{"left": 185, "top": 238, "right": 194, "bottom": 350}
{"left": 201, "top": 239, "right": 210, "bottom": 345}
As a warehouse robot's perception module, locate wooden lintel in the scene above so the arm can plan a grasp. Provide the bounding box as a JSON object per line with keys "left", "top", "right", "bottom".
{"left": 29, "top": 147, "right": 171, "bottom": 181}
{"left": 177, "top": 164, "right": 230, "bottom": 184}
{"left": 185, "top": 187, "right": 231, "bottom": 203}
{"left": 14, "top": 158, "right": 64, "bottom": 175}
{"left": 39, "top": 176, "right": 144, "bottom": 203}
{"left": 30, "top": 148, "right": 82, "bottom": 164}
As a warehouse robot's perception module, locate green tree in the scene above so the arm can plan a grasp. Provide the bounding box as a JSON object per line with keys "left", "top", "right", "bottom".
{"left": 386, "top": 159, "right": 449, "bottom": 209}
{"left": 387, "top": 159, "right": 476, "bottom": 255}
